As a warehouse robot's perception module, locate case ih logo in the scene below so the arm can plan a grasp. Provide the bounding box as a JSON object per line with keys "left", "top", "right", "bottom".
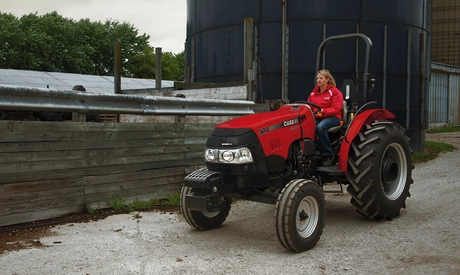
{"left": 258, "top": 117, "right": 303, "bottom": 136}
{"left": 283, "top": 118, "right": 299, "bottom": 127}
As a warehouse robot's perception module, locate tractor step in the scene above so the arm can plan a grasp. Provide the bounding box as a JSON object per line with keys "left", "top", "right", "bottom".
{"left": 314, "top": 166, "right": 345, "bottom": 176}
{"left": 314, "top": 166, "right": 347, "bottom": 194}
{"left": 321, "top": 182, "right": 346, "bottom": 194}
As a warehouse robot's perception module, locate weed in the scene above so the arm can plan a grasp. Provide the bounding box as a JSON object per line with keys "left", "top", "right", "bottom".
{"left": 130, "top": 198, "right": 155, "bottom": 211}
{"left": 166, "top": 193, "right": 181, "bottom": 207}
{"left": 103, "top": 194, "right": 181, "bottom": 219}
{"left": 105, "top": 195, "right": 129, "bottom": 212}
{"left": 131, "top": 211, "right": 142, "bottom": 219}
{"left": 83, "top": 199, "right": 94, "bottom": 214}
{"left": 412, "top": 141, "right": 456, "bottom": 163}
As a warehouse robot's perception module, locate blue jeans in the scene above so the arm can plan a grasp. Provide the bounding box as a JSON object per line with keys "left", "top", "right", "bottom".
{"left": 316, "top": 117, "right": 340, "bottom": 156}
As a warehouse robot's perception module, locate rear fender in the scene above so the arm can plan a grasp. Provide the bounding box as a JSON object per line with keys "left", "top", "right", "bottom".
{"left": 337, "top": 109, "right": 396, "bottom": 172}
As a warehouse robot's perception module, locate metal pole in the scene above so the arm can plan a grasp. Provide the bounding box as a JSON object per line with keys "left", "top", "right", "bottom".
{"left": 156, "top": 47, "right": 162, "bottom": 89}
{"left": 383, "top": 26, "right": 388, "bottom": 109}
{"left": 281, "top": 0, "right": 288, "bottom": 101}
{"left": 420, "top": 32, "right": 426, "bottom": 128}
{"left": 184, "top": 41, "right": 189, "bottom": 82}
{"left": 406, "top": 29, "right": 412, "bottom": 129}
{"left": 322, "top": 24, "right": 326, "bottom": 72}
{"left": 447, "top": 73, "right": 451, "bottom": 125}
{"left": 114, "top": 43, "right": 121, "bottom": 94}
{"left": 244, "top": 18, "right": 254, "bottom": 101}
{"left": 355, "top": 24, "right": 360, "bottom": 82}
{"left": 316, "top": 33, "right": 373, "bottom": 103}
{"left": 0, "top": 84, "right": 255, "bottom": 116}
{"left": 254, "top": 27, "right": 260, "bottom": 101}
{"left": 191, "top": 37, "right": 196, "bottom": 83}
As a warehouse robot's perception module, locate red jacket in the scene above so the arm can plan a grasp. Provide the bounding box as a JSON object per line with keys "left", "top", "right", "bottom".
{"left": 307, "top": 84, "right": 344, "bottom": 120}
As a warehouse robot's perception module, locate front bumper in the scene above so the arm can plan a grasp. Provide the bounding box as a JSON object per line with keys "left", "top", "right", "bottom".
{"left": 183, "top": 169, "right": 229, "bottom": 212}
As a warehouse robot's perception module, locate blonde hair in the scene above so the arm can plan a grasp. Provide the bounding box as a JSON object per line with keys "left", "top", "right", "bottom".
{"left": 317, "top": 69, "right": 336, "bottom": 87}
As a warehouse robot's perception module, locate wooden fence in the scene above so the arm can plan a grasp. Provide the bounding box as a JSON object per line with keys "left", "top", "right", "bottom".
{"left": 0, "top": 120, "right": 214, "bottom": 227}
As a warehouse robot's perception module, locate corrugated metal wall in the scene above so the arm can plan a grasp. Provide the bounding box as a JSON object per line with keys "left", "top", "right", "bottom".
{"left": 430, "top": 62, "right": 460, "bottom": 127}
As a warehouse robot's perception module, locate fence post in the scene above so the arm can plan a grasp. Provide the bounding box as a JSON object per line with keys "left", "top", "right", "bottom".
{"left": 156, "top": 47, "right": 162, "bottom": 89}
{"left": 244, "top": 18, "right": 254, "bottom": 101}
{"left": 114, "top": 43, "right": 122, "bottom": 94}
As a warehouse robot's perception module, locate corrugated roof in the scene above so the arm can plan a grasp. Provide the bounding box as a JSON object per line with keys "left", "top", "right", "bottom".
{"left": 0, "top": 69, "right": 174, "bottom": 94}
{"left": 431, "top": 62, "right": 460, "bottom": 74}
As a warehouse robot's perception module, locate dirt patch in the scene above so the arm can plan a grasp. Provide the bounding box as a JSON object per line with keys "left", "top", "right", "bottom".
{"left": 0, "top": 206, "right": 180, "bottom": 254}
{"left": 0, "top": 210, "right": 112, "bottom": 254}
{"left": 0, "top": 226, "right": 52, "bottom": 254}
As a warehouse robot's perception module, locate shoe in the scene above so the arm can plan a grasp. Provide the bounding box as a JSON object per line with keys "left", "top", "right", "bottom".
{"left": 322, "top": 155, "right": 334, "bottom": 167}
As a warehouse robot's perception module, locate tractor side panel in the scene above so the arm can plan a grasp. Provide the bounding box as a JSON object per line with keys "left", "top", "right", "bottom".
{"left": 256, "top": 114, "right": 316, "bottom": 159}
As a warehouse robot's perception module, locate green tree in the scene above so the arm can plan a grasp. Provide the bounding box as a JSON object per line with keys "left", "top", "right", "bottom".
{"left": 0, "top": 11, "right": 184, "bottom": 80}
{"left": 128, "top": 46, "right": 156, "bottom": 79}
{"left": 128, "top": 49, "right": 185, "bottom": 81}
{"left": 163, "top": 51, "right": 184, "bottom": 81}
{"left": 0, "top": 13, "right": 24, "bottom": 69}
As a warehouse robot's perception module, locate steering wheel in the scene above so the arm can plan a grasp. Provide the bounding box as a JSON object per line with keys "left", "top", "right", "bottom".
{"left": 294, "top": 101, "right": 322, "bottom": 114}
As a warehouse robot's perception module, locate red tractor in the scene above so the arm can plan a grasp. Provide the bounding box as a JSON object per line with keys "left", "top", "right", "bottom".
{"left": 180, "top": 33, "right": 413, "bottom": 252}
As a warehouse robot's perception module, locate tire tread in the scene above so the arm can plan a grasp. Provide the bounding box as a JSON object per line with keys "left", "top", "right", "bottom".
{"left": 346, "top": 121, "right": 413, "bottom": 220}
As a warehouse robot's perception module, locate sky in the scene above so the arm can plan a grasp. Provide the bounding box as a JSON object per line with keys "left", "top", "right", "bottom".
{"left": 0, "top": 0, "right": 187, "bottom": 53}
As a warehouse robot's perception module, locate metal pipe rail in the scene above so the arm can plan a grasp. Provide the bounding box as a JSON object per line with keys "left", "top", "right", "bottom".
{"left": 0, "top": 85, "right": 255, "bottom": 116}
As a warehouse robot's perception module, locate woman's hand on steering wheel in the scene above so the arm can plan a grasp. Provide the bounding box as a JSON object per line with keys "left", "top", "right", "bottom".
{"left": 294, "top": 101, "right": 322, "bottom": 113}
{"left": 293, "top": 101, "right": 322, "bottom": 114}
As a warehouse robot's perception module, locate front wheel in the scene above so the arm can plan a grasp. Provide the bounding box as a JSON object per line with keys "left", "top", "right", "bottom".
{"left": 275, "top": 179, "right": 325, "bottom": 252}
{"left": 346, "top": 121, "right": 413, "bottom": 220}
{"left": 180, "top": 186, "right": 231, "bottom": 230}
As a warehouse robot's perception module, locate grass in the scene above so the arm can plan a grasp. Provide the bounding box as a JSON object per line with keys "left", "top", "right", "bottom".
{"left": 83, "top": 199, "right": 95, "bottom": 214}
{"left": 166, "top": 192, "right": 181, "bottom": 206}
{"left": 411, "top": 141, "right": 456, "bottom": 163}
{"left": 129, "top": 198, "right": 155, "bottom": 211}
{"left": 105, "top": 195, "right": 129, "bottom": 212}
{"left": 426, "top": 125, "right": 460, "bottom": 134}
{"left": 412, "top": 126, "right": 458, "bottom": 163}
{"left": 100, "top": 193, "right": 182, "bottom": 218}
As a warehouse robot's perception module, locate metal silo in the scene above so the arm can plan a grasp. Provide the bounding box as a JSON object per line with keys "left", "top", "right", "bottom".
{"left": 185, "top": 0, "right": 431, "bottom": 151}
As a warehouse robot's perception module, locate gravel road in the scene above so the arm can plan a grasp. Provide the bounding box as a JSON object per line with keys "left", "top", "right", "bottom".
{"left": 0, "top": 132, "right": 459, "bottom": 275}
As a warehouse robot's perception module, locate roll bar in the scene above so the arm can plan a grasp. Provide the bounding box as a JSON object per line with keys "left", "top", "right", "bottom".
{"left": 316, "top": 33, "right": 374, "bottom": 104}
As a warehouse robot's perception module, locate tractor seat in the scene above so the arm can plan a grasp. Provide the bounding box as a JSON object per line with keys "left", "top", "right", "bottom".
{"left": 327, "top": 101, "right": 348, "bottom": 133}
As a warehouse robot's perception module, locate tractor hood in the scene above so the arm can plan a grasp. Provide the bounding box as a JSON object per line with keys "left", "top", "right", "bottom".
{"left": 207, "top": 103, "right": 317, "bottom": 160}
{"left": 214, "top": 103, "right": 317, "bottom": 141}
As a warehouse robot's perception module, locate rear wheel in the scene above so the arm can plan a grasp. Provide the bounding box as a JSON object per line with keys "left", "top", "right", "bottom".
{"left": 275, "top": 179, "right": 325, "bottom": 252}
{"left": 180, "top": 186, "right": 231, "bottom": 230}
{"left": 346, "top": 121, "right": 413, "bottom": 220}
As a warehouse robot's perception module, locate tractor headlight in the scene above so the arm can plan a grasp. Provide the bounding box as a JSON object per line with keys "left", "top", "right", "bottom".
{"left": 205, "top": 147, "right": 253, "bottom": 164}
{"left": 205, "top": 149, "right": 218, "bottom": 162}
{"left": 221, "top": 151, "right": 235, "bottom": 162}
{"left": 236, "top": 147, "right": 252, "bottom": 163}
